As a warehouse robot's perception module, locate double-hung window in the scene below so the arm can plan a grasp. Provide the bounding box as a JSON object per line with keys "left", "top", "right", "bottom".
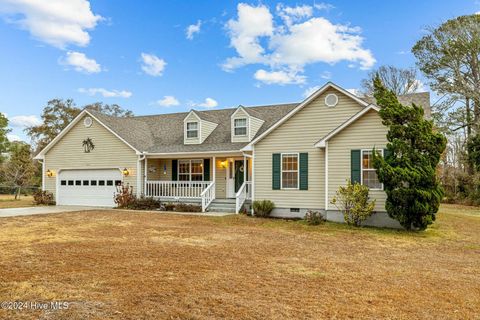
{"left": 186, "top": 122, "right": 198, "bottom": 138}
{"left": 234, "top": 118, "right": 247, "bottom": 136}
{"left": 361, "top": 150, "right": 383, "bottom": 190}
{"left": 281, "top": 153, "right": 299, "bottom": 189}
{"left": 178, "top": 159, "right": 203, "bottom": 181}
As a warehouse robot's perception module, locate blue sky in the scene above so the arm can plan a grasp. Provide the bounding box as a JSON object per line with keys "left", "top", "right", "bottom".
{"left": 0, "top": 0, "right": 477, "bottom": 142}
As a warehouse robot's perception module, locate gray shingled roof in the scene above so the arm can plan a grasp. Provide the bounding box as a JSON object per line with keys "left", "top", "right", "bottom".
{"left": 362, "top": 92, "right": 431, "bottom": 119}
{"left": 89, "top": 92, "right": 431, "bottom": 153}
{"left": 89, "top": 103, "right": 297, "bottom": 153}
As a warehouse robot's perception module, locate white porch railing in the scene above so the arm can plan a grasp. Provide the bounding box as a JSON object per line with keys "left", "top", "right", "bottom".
{"left": 145, "top": 181, "right": 211, "bottom": 199}
{"left": 201, "top": 182, "right": 215, "bottom": 212}
{"left": 235, "top": 181, "right": 252, "bottom": 214}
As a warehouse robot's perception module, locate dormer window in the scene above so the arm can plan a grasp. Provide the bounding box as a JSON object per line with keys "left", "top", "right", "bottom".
{"left": 186, "top": 122, "right": 198, "bottom": 138}
{"left": 234, "top": 118, "right": 247, "bottom": 136}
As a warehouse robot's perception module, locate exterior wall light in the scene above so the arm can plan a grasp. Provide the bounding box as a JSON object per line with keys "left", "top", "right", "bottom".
{"left": 220, "top": 160, "right": 227, "bottom": 169}
{"left": 46, "top": 169, "right": 54, "bottom": 177}
{"left": 122, "top": 168, "right": 130, "bottom": 176}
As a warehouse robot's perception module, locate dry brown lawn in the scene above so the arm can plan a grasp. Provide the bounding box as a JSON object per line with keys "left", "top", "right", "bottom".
{"left": 0, "top": 204, "right": 479, "bottom": 319}
{"left": 0, "top": 195, "right": 35, "bottom": 209}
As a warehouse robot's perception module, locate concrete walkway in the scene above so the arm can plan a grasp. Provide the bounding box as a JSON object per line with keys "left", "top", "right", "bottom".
{"left": 0, "top": 206, "right": 103, "bottom": 218}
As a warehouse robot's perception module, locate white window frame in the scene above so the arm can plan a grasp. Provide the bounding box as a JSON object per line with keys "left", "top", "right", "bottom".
{"left": 280, "top": 153, "right": 300, "bottom": 190}
{"left": 178, "top": 159, "right": 204, "bottom": 181}
{"left": 186, "top": 122, "right": 199, "bottom": 139}
{"left": 234, "top": 118, "right": 248, "bottom": 136}
{"left": 360, "top": 149, "right": 383, "bottom": 191}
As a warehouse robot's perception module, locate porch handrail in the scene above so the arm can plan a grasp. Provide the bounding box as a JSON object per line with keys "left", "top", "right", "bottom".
{"left": 145, "top": 181, "right": 211, "bottom": 199}
{"left": 235, "top": 181, "right": 252, "bottom": 214}
{"left": 201, "top": 181, "right": 215, "bottom": 212}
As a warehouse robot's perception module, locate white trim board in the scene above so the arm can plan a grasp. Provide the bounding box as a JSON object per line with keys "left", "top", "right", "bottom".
{"left": 314, "top": 104, "right": 380, "bottom": 148}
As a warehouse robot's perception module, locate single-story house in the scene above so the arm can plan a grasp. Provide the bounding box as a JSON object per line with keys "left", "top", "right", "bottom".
{"left": 34, "top": 82, "right": 431, "bottom": 227}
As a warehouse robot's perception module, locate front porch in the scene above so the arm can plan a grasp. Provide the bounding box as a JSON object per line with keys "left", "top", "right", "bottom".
{"left": 140, "top": 153, "right": 252, "bottom": 213}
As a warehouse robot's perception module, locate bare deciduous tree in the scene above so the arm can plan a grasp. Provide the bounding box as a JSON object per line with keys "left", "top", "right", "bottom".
{"left": 361, "top": 65, "right": 421, "bottom": 96}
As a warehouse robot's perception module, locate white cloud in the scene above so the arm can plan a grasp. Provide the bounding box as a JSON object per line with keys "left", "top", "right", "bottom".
{"left": 222, "top": 3, "right": 274, "bottom": 71}
{"left": 346, "top": 88, "right": 362, "bottom": 96}
{"left": 314, "top": 3, "right": 335, "bottom": 11}
{"left": 9, "top": 115, "right": 41, "bottom": 128}
{"left": 186, "top": 20, "right": 201, "bottom": 40}
{"left": 7, "top": 133, "right": 22, "bottom": 142}
{"left": 155, "top": 95, "right": 180, "bottom": 107}
{"left": 0, "top": 0, "right": 102, "bottom": 49}
{"left": 192, "top": 97, "right": 218, "bottom": 109}
{"left": 303, "top": 86, "right": 320, "bottom": 98}
{"left": 61, "top": 51, "right": 101, "bottom": 73}
{"left": 254, "top": 69, "right": 305, "bottom": 85}
{"left": 276, "top": 4, "right": 313, "bottom": 26}
{"left": 320, "top": 71, "right": 332, "bottom": 79}
{"left": 223, "top": 3, "right": 375, "bottom": 84}
{"left": 140, "top": 53, "right": 166, "bottom": 77}
{"left": 78, "top": 88, "right": 132, "bottom": 98}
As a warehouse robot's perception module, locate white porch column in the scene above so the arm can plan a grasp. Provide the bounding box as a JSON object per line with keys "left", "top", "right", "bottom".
{"left": 243, "top": 156, "right": 246, "bottom": 182}
{"left": 212, "top": 156, "right": 216, "bottom": 183}
{"left": 136, "top": 156, "right": 142, "bottom": 196}
{"left": 325, "top": 142, "right": 329, "bottom": 211}
{"left": 144, "top": 157, "right": 148, "bottom": 196}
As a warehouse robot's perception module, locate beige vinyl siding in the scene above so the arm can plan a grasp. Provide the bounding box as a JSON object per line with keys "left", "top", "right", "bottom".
{"left": 184, "top": 112, "right": 218, "bottom": 144}
{"left": 250, "top": 116, "right": 264, "bottom": 140}
{"left": 146, "top": 159, "right": 172, "bottom": 180}
{"left": 328, "top": 109, "right": 388, "bottom": 212}
{"left": 44, "top": 115, "right": 138, "bottom": 199}
{"left": 254, "top": 88, "right": 363, "bottom": 209}
{"left": 184, "top": 112, "right": 201, "bottom": 144}
{"left": 201, "top": 120, "right": 218, "bottom": 143}
{"left": 231, "top": 108, "right": 250, "bottom": 143}
{"left": 215, "top": 157, "right": 227, "bottom": 198}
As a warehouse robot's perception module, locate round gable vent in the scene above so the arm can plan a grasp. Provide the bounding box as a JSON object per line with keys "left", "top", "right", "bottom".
{"left": 325, "top": 93, "right": 338, "bottom": 107}
{"left": 84, "top": 116, "right": 93, "bottom": 128}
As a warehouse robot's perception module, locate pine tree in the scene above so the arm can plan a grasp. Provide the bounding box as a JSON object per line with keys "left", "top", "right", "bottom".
{"left": 372, "top": 76, "right": 447, "bottom": 230}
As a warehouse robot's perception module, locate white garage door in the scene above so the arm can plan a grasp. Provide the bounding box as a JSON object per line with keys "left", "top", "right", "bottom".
{"left": 58, "top": 169, "right": 122, "bottom": 207}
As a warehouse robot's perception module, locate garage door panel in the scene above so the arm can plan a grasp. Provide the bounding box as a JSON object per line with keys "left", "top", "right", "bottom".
{"left": 58, "top": 169, "right": 122, "bottom": 207}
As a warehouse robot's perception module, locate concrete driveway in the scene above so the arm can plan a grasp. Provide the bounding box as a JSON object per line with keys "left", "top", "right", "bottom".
{"left": 0, "top": 206, "right": 104, "bottom": 218}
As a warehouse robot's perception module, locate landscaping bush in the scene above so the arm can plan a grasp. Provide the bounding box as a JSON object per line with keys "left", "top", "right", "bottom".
{"left": 114, "top": 184, "right": 136, "bottom": 208}
{"left": 175, "top": 203, "right": 202, "bottom": 212}
{"left": 129, "top": 197, "right": 162, "bottom": 210}
{"left": 163, "top": 202, "right": 176, "bottom": 211}
{"left": 331, "top": 180, "right": 376, "bottom": 227}
{"left": 252, "top": 200, "right": 275, "bottom": 217}
{"left": 32, "top": 190, "right": 55, "bottom": 205}
{"left": 304, "top": 210, "right": 325, "bottom": 225}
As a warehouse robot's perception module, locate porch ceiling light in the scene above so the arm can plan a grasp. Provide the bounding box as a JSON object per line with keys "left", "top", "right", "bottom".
{"left": 46, "top": 169, "right": 54, "bottom": 177}
{"left": 122, "top": 168, "right": 130, "bottom": 176}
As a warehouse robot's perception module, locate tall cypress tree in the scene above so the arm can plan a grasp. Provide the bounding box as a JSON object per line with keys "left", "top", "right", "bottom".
{"left": 372, "top": 76, "right": 447, "bottom": 230}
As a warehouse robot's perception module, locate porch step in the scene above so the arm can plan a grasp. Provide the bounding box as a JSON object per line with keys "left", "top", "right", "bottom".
{"left": 207, "top": 199, "right": 237, "bottom": 213}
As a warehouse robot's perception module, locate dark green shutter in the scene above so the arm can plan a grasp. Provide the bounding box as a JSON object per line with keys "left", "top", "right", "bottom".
{"left": 172, "top": 159, "right": 178, "bottom": 181}
{"left": 272, "top": 153, "right": 281, "bottom": 190}
{"left": 351, "top": 150, "right": 361, "bottom": 184}
{"left": 299, "top": 153, "right": 308, "bottom": 190}
{"left": 203, "top": 159, "right": 210, "bottom": 181}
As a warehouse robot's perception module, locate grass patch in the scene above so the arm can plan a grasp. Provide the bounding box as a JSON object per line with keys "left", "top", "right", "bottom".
{"left": 0, "top": 204, "right": 478, "bottom": 319}
{"left": 0, "top": 195, "right": 35, "bottom": 208}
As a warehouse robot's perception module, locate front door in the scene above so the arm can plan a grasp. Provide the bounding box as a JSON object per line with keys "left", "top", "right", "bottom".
{"left": 234, "top": 160, "right": 244, "bottom": 193}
